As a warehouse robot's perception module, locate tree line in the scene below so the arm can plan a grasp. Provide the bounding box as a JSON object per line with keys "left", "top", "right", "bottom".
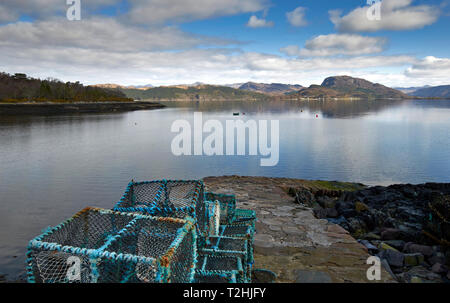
{"left": 0, "top": 72, "right": 132, "bottom": 103}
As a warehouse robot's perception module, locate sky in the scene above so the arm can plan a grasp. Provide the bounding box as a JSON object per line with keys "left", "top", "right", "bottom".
{"left": 1, "top": 0, "right": 450, "bottom": 87}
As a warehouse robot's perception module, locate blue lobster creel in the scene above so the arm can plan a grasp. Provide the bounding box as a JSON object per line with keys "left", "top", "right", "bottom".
{"left": 114, "top": 180, "right": 207, "bottom": 238}
{"left": 199, "top": 235, "right": 251, "bottom": 283}
{"left": 204, "top": 192, "right": 236, "bottom": 225}
{"left": 194, "top": 255, "right": 244, "bottom": 283}
{"left": 26, "top": 208, "right": 197, "bottom": 283}
{"left": 230, "top": 208, "right": 257, "bottom": 229}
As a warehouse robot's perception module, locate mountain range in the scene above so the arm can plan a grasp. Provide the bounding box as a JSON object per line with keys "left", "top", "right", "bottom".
{"left": 409, "top": 85, "right": 450, "bottom": 98}
{"left": 236, "top": 82, "right": 303, "bottom": 95}
{"left": 95, "top": 76, "right": 450, "bottom": 100}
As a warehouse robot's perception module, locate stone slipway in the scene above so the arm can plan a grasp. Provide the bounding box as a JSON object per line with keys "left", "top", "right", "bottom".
{"left": 204, "top": 176, "right": 395, "bottom": 283}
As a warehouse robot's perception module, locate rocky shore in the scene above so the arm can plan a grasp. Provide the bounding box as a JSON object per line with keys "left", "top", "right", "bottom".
{"left": 0, "top": 101, "right": 165, "bottom": 115}
{"left": 289, "top": 183, "right": 450, "bottom": 283}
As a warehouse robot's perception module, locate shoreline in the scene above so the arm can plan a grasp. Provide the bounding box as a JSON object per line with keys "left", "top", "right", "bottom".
{"left": 0, "top": 101, "right": 166, "bottom": 115}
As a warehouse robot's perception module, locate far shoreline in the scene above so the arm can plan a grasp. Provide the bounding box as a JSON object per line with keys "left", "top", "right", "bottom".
{"left": 0, "top": 101, "right": 166, "bottom": 116}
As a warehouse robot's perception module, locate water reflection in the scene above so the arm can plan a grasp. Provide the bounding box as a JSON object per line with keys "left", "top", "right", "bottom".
{"left": 0, "top": 99, "right": 449, "bottom": 280}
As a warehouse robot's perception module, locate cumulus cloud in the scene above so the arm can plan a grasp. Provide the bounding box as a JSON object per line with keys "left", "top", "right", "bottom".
{"left": 280, "top": 34, "right": 387, "bottom": 57}
{"left": 126, "top": 0, "right": 269, "bottom": 24}
{"left": 405, "top": 56, "right": 450, "bottom": 78}
{"left": 330, "top": 0, "right": 441, "bottom": 32}
{"left": 286, "top": 7, "right": 307, "bottom": 27}
{"left": 247, "top": 15, "right": 274, "bottom": 28}
{"left": 0, "top": 18, "right": 229, "bottom": 52}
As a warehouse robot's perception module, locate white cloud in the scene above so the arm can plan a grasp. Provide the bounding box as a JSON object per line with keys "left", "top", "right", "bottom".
{"left": 405, "top": 56, "right": 450, "bottom": 78}
{"left": 0, "top": 18, "right": 228, "bottom": 52}
{"left": 281, "top": 34, "right": 386, "bottom": 57}
{"left": 286, "top": 7, "right": 307, "bottom": 27}
{"left": 127, "top": 0, "right": 270, "bottom": 24}
{"left": 247, "top": 15, "right": 274, "bottom": 28}
{"left": 330, "top": 0, "right": 441, "bottom": 32}
{"left": 0, "top": 0, "right": 270, "bottom": 25}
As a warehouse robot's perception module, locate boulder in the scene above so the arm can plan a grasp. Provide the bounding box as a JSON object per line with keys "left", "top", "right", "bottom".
{"left": 381, "top": 228, "right": 401, "bottom": 240}
{"left": 404, "top": 266, "right": 442, "bottom": 282}
{"left": 359, "top": 240, "right": 378, "bottom": 252}
{"left": 325, "top": 208, "right": 339, "bottom": 218}
{"left": 383, "top": 240, "right": 405, "bottom": 251}
{"left": 428, "top": 253, "right": 446, "bottom": 266}
{"left": 378, "top": 242, "right": 399, "bottom": 252}
{"left": 362, "top": 232, "right": 381, "bottom": 241}
{"left": 404, "top": 253, "right": 425, "bottom": 267}
{"left": 431, "top": 263, "right": 448, "bottom": 274}
{"left": 355, "top": 201, "right": 369, "bottom": 213}
{"left": 380, "top": 250, "right": 404, "bottom": 268}
{"left": 404, "top": 243, "right": 434, "bottom": 257}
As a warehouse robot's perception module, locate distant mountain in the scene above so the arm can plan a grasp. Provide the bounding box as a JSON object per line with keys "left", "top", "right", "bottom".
{"left": 93, "top": 83, "right": 153, "bottom": 90}
{"left": 288, "top": 76, "right": 408, "bottom": 99}
{"left": 394, "top": 86, "right": 430, "bottom": 94}
{"left": 238, "top": 82, "right": 303, "bottom": 95}
{"left": 121, "top": 85, "right": 269, "bottom": 101}
{"left": 409, "top": 85, "right": 450, "bottom": 98}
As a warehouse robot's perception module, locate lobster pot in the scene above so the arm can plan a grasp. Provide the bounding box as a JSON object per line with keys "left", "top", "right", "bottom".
{"left": 114, "top": 180, "right": 207, "bottom": 237}
{"left": 206, "top": 200, "right": 221, "bottom": 237}
{"left": 204, "top": 192, "right": 236, "bottom": 225}
{"left": 195, "top": 255, "right": 244, "bottom": 283}
{"left": 200, "top": 236, "right": 251, "bottom": 283}
{"left": 231, "top": 209, "right": 257, "bottom": 229}
{"left": 26, "top": 208, "right": 197, "bottom": 283}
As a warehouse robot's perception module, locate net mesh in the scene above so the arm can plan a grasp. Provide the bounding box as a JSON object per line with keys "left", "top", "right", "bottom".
{"left": 205, "top": 192, "right": 236, "bottom": 225}
{"left": 26, "top": 208, "right": 196, "bottom": 283}
{"left": 114, "top": 180, "right": 207, "bottom": 237}
{"left": 194, "top": 255, "right": 243, "bottom": 283}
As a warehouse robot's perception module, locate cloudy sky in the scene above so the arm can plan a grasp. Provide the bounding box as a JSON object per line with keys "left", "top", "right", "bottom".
{"left": 1, "top": 0, "right": 449, "bottom": 87}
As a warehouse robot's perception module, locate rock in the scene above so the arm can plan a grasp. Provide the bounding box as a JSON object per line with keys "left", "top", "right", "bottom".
{"left": 410, "top": 276, "right": 422, "bottom": 283}
{"left": 362, "top": 232, "right": 381, "bottom": 240}
{"left": 404, "top": 253, "right": 425, "bottom": 267}
{"left": 404, "top": 243, "right": 434, "bottom": 257}
{"left": 359, "top": 240, "right": 378, "bottom": 252}
{"left": 428, "top": 253, "right": 446, "bottom": 266}
{"left": 383, "top": 240, "right": 405, "bottom": 251}
{"left": 355, "top": 201, "right": 369, "bottom": 213}
{"left": 341, "top": 209, "right": 358, "bottom": 218}
{"left": 347, "top": 217, "right": 366, "bottom": 233}
{"left": 325, "top": 208, "right": 339, "bottom": 218}
{"left": 378, "top": 242, "right": 399, "bottom": 252}
{"left": 294, "top": 188, "right": 315, "bottom": 206}
{"left": 381, "top": 228, "right": 401, "bottom": 240}
{"left": 380, "top": 249, "right": 404, "bottom": 267}
{"left": 326, "top": 216, "right": 347, "bottom": 225}
{"left": 252, "top": 269, "right": 277, "bottom": 283}
{"left": 381, "top": 259, "right": 397, "bottom": 281}
{"left": 431, "top": 263, "right": 448, "bottom": 274}
{"left": 294, "top": 270, "right": 332, "bottom": 283}
{"left": 313, "top": 208, "right": 327, "bottom": 219}
{"left": 317, "top": 196, "right": 336, "bottom": 209}
{"left": 405, "top": 266, "right": 442, "bottom": 282}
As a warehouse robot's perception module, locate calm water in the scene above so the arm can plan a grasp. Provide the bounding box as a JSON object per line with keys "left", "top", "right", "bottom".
{"left": 0, "top": 99, "right": 449, "bottom": 279}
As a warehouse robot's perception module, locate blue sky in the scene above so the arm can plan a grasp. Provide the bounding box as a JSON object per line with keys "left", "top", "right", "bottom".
{"left": 0, "top": 0, "right": 449, "bottom": 87}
